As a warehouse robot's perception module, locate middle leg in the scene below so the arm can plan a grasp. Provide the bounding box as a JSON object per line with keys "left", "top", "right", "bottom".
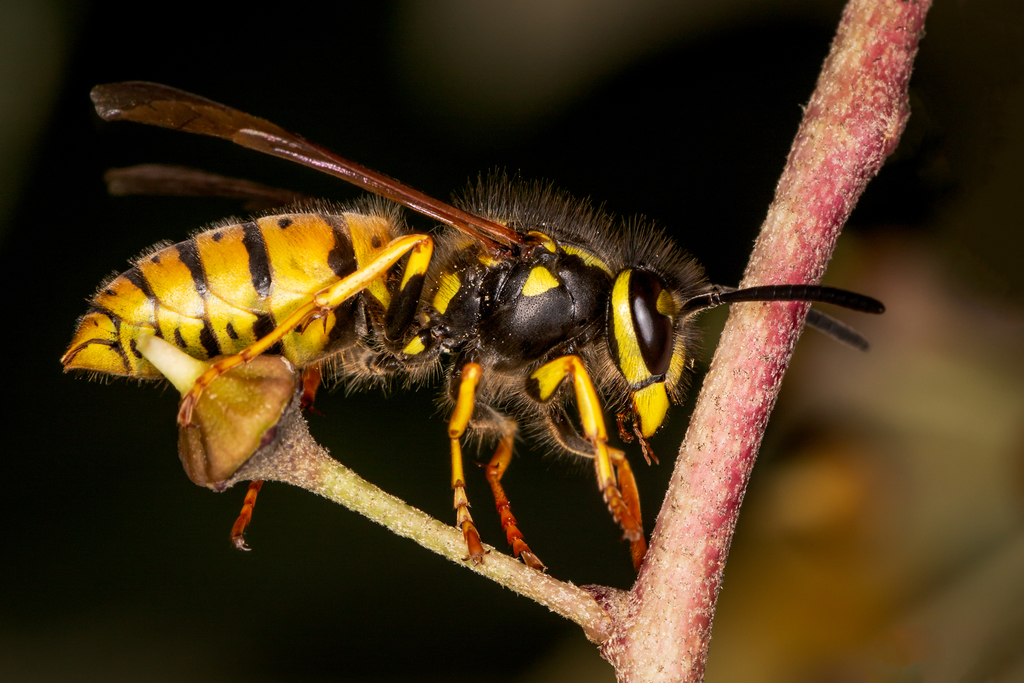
{"left": 448, "top": 362, "right": 486, "bottom": 564}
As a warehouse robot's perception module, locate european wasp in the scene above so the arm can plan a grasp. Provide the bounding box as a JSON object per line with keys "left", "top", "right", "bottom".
{"left": 63, "top": 82, "right": 883, "bottom": 570}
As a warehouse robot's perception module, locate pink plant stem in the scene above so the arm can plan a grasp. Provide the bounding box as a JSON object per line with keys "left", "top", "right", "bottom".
{"left": 600, "top": 0, "right": 931, "bottom": 680}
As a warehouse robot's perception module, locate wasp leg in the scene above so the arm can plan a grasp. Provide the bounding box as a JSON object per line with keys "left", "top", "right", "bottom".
{"left": 448, "top": 362, "right": 486, "bottom": 563}
{"left": 544, "top": 405, "right": 647, "bottom": 573}
{"left": 529, "top": 356, "right": 644, "bottom": 557}
{"left": 607, "top": 448, "right": 646, "bottom": 569}
{"left": 299, "top": 365, "right": 323, "bottom": 412}
{"left": 177, "top": 234, "right": 433, "bottom": 425}
{"left": 231, "top": 480, "right": 264, "bottom": 551}
{"left": 484, "top": 426, "right": 546, "bottom": 570}
{"left": 544, "top": 406, "right": 647, "bottom": 569}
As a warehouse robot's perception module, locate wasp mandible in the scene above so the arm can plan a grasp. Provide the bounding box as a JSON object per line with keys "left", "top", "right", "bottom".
{"left": 63, "top": 82, "right": 884, "bottom": 570}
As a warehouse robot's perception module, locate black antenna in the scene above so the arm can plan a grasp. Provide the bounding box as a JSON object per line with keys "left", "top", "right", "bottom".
{"left": 681, "top": 284, "right": 885, "bottom": 351}
{"left": 681, "top": 285, "right": 884, "bottom": 316}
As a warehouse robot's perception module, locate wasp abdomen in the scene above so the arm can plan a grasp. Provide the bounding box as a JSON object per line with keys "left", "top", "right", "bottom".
{"left": 62, "top": 211, "right": 400, "bottom": 377}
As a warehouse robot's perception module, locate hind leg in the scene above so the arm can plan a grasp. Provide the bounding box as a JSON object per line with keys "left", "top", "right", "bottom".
{"left": 481, "top": 417, "right": 545, "bottom": 570}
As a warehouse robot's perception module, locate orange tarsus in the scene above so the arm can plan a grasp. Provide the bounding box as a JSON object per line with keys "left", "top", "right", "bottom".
{"left": 231, "top": 480, "right": 264, "bottom": 551}
{"left": 300, "top": 365, "right": 323, "bottom": 413}
{"left": 485, "top": 434, "right": 546, "bottom": 571}
{"left": 533, "top": 354, "right": 645, "bottom": 570}
{"left": 609, "top": 449, "right": 647, "bottom": 569}
{"left": 461, "top": 519, "right": 487, "bottom": 564}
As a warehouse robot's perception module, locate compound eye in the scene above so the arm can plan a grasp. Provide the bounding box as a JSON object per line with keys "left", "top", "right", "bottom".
{"left": 629, "top": 271, "right": 674, "bottom": 377}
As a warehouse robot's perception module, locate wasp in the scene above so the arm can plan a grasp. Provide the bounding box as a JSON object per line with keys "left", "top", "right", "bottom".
{"left": 63, "top": 82, "right": 883, "bottom": 570}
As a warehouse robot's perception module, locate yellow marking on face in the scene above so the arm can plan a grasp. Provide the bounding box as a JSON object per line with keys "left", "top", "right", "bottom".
{"left": 667, "top": 339, "right": 687, "bottom": 389}
{"left": 656, "top": 289, "right": 677, "bottom": 316}
{"left": 432, "top": 271, "right": 461, "bottom": 314}
{"left": 562, "top": 244, "right": 613, "bottom": 276}
{"left": 403, "top": 336, "right": 426, "bottom": 355}
{"left": 526, "top": 230, "right": 557, "bottom": 253}
{"left": 610, "top": 271, "right": 648, "bottom": 385}
{"left": 522, "top": 266, "right": 560, "bottom": 296}
{"left": 633, "top": 382, "right": 669, "bottom": 438}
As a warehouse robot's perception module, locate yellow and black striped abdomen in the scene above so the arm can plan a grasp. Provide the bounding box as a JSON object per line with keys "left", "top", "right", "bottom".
{"left": 63, "top": 210, "right": 399, "bottom": 378}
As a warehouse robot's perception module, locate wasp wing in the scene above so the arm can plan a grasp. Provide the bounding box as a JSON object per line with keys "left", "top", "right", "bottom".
{"left": 91, "top": 81, "right": 523, "bottom": 251}
{"left": 104, "top": 164, "right": 311, "bottom": 211}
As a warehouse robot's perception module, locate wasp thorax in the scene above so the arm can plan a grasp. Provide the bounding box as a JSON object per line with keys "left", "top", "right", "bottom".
{"left": 608, "top": 269, "right": 675, "bottom": 438}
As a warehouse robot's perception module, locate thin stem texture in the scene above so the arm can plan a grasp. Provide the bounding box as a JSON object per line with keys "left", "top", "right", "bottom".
{"left": 236, "top": 407, "right": 614, "bottom": 642}
{"left": 601, "top": 1, "right": 931, "bottom": 680}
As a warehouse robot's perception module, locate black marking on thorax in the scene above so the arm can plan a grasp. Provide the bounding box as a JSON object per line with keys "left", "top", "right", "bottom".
{"left": 476, "top": 245, "right": 611, "bottom": 367}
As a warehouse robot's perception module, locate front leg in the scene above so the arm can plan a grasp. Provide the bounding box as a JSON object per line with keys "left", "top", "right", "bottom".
{"left": 544, "top": 405, "right": 645, "bottom": 566}
{"left": 528, "top": 355, "right": 647, "bottom": 569}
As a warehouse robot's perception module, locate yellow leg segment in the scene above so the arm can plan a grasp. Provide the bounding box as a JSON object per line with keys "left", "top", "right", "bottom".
{"left": 177, "top": 234, "right": 433, "bottom": 425}
{"left": 449, "top": 362, "right": 485, "bottom": 563}
{"left": 531, "top": 356, "right": 645, "bottom": 557}
{"left": 485, "top": 432, "right": 546, "bottom": 570}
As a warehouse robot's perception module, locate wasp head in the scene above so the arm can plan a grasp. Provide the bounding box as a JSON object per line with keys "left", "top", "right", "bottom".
{"left": 604, "top": 236, "right": 707, "bottom": 444}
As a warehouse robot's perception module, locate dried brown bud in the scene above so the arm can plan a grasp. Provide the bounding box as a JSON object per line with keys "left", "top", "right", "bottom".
{"left": 176, "top": 355, "right": 300, "bottom": 489}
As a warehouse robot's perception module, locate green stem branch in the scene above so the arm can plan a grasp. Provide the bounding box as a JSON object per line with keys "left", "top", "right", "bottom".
{"left": 232, "top": 407, "right": 615, "bottom": 643}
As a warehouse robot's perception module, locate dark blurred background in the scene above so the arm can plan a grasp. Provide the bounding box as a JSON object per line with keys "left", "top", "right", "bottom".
{"left": 2, "top": 1, "right": 1022, "bottom": 681}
